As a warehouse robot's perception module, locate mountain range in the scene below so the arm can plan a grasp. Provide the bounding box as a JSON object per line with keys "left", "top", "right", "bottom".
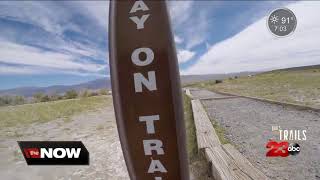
{"left": 0, "top": 72, "right": 258, "bottom": 97}
{"left": 0, "top": 78, "right": 111, "bottom": 97}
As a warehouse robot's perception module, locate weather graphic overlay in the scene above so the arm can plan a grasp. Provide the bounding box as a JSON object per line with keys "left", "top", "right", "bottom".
{"left": 267, "top": 8, "right": 297, "bottom": 37}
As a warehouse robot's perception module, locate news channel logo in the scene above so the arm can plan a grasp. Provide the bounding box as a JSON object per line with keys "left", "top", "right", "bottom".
{"left": 18, "top": 141, "right": 89, "bottom": 165}
{"left": 265, "top": 126, "right": 306, "bottom": 157}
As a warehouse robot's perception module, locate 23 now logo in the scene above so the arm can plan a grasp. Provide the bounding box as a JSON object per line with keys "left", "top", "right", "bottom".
{"left": 266, "top": 141, "right": 300, "bottom": 157}
{"left": 18, "top": 141, "right": 89, "bottom": 165}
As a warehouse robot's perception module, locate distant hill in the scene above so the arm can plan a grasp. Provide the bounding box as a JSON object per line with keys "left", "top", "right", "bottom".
{"left": 207, "top": 64, "right": 320, "bottom": 109}
{"left": 181, "top": 72, "right": 259, "bottom": 85}
{"left": 0, "top": 78, "right": 111, "bottom": 97}
{"left": 0, "top": 70, "right": 288, "bottom": 97}
{"left": 267, "top": 64, "right": 320, "bottom": 73}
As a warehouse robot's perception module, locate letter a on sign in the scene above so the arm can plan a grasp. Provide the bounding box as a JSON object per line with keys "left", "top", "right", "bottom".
{"left": 109, "top": 1, "right": 189, "bottom": 180}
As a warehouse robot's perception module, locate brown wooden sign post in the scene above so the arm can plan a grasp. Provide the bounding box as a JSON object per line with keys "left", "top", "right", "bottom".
{"left": 109, "top": 0, "right": 189, "bottom": 179}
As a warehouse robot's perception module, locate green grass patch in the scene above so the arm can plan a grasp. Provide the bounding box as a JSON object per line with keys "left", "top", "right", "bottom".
{"left": 185, "top": 80, "right": 217, "bottom": 89}
{"left": 191, "top": 67, "right": 320, "bottom": 109}
{"left": 212, "top": 122, "right": 230, "bottom": 145}
{"left": 183, "top": 94, "right": 197, "bottom": 160}
{"left": 0, "top": 95, "right": 111, "bottom": 128}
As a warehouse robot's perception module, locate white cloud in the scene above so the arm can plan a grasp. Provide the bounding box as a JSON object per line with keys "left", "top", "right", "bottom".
{"left": 183, "top": 1, "right": 320, "bottom": 75}
{"left": 0, "top": 65, "right": 107, "bottom": 77}
{"left": 0, "top": 1, "right": 109, "bottom": 75}
{"left": 75, "top": 1, "right": 109, "bottom": 31}
{"left": 0, "top": 1, "right": 70, "bottom": 35}
{"left": 174, "top": 35, "right": 183, "bottom": 44}
{"left": 0, "top": 40, "right": 104, "bottom": 74}
{"left": 0, "top": 1, "right": 109, "bottom": 34}
{"left": 0, "top": 65, "right": 41, "bottom": 75}
{"left": 168, "top": 1, "right": 209, "bottom": 49}
{"left": 177, "top": 49, "right": 196, "bottom": 64}
{"left": 185, "top": 12, "right": 209, "bottom": 49}
{"left": 168, "top": 1, "right": 194, "bottom": 27}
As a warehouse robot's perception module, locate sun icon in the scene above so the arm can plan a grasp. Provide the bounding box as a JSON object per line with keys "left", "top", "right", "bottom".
{"left": 270, "top": 15, "right": 279, "bottom": 24}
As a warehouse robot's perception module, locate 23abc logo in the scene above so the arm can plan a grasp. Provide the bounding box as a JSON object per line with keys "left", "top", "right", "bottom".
{"left": 266, "top": 141, "right": 300, "bottom": 157}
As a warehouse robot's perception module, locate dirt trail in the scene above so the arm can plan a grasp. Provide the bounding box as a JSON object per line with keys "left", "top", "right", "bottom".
{"left": 0, "top": 105, "right": 129, "bottom": 180}
{"left": 190, "top": 88, "right": 320, "bottom": 180}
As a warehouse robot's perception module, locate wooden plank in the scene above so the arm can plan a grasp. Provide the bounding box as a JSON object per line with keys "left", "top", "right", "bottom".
{"left": 205, "top": 147, "right": 251, "bottom": 180}
{"left": 200, "top": 96, "right": 239, "bottom": 101}
{"left": 196, "top": 130, "right": 220, "bottom": 149}
{"left": 191, "top": 100, "right": 215, "bottom": 132}
{"left": 205, "top": 148, "right": 233, "bottom": 180}
{"left": 222, "top": 144, "right": 269, "bottom": 180}
{"left": 196, "top": 131, "right": 208, "bottom": 149}
{"left": 185, "top": 88, "right": 193, "bottom": 99}
{"left": 191, "top": 99, "right": 221, "bottom": 149}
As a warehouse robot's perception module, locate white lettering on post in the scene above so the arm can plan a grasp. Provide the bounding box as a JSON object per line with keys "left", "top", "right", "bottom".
{"left": 139, "top": 115, "right": 159, "bottom": 134}
{"left": 143, "top": 139, "right": 164, "bottom": 155}
{"left": 134, "top": 71, "right": 157, "bottom": 92}
{"left": 129, "top": 1, "right": 168, "bottom": 178}
{"left": 130, "top": 0, "right": 149, "bottom": 13}
{"left": 148, "top": 160, "right": 168, "bottom": 173}
{"left": 130, "top": 15, "right": 150, "bottom": 30}
{"left": 131, "top": 47, "right": 154, "bottom": 66}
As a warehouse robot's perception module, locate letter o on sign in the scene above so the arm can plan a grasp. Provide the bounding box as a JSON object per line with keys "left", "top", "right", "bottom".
{"left": 131, "top": 47, "right": 154, "bottom": 66}
{"left": 54, "top": 148, "right": 66, "bottom": 158}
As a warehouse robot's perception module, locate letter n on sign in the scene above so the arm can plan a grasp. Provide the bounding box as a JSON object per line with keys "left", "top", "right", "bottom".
{"left": 109, "top": 1, "right": 189, "bottom": 180}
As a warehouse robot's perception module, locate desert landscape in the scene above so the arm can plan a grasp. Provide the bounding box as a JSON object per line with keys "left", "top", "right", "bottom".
{"left": 0, "top": 65, "right": 319, "bottom": 180}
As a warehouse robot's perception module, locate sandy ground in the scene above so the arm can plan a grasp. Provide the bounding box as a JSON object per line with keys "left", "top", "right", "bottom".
{"left": 0, "top": 99, "right": 203, "bottom": 180}
{"left": 0, "top": 105, "right": 129, "bottom": 180}
{"left": 190, "top": 89, "right": 320, "bottom": 180}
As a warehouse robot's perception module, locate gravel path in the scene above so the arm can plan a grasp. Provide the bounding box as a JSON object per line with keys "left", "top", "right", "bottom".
{"left": 191, "top": 88, "right": 320, "bottom": 180}
{"left": 0, "top": 105, "right": 129, "bottom": 180}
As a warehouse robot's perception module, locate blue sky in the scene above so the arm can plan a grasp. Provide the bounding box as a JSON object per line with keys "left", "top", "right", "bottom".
{"left": 0, "top": 1, "right": 319, "bottom": 90}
